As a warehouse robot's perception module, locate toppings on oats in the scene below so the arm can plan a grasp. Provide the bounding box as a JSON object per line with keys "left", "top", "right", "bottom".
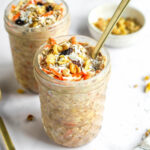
{"left": 39, "top": 36, "right": 106, "bottom": 81}
{"left": 9, "top": 0, "right": 64, "bottom": 27}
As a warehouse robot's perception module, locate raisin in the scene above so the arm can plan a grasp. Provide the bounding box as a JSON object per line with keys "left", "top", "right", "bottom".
{"left": 37, "top": 2, "right": 43, "bottom": 5}
{"left": 60, "top": 48, "right": 73, "bottom": 55}
{"left": 72, "top": 60, "right": 81, "bottom": 67}
{"left": 15, "top": 18, "right": 25, "bottom": 26}
{"left": 98, "top": 52, "right": 102, "bottom": 56}
{"left": 46, "top": 5, "right": 53, "bottom": 12}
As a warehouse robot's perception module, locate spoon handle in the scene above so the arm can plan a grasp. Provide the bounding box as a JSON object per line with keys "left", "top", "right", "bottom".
{"left": 0, "top": 117, "right": 15, "bottom": 150}
{"left": 92, "top": 0, "right": 130, "bottom": 58}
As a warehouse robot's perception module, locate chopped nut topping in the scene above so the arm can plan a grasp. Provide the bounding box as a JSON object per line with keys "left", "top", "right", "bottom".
{"left": 94, "top": 17, "right": 141, "bottom": 35}
{"left": 26, "top": 114, "right": 34, "bottom": 121}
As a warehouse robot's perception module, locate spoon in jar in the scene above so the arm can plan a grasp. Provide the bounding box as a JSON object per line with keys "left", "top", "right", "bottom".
{"left": 92, "top": 0, "right": 131, "bottom": 59}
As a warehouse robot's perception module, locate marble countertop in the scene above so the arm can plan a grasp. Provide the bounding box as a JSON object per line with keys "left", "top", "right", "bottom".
{"left": 0, "top": 0, "right": 150, "bottom": 150}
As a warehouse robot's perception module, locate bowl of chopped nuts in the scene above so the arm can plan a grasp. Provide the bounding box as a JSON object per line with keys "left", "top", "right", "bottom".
{"left": 88, "top": 3, "right": 146, "bottom": 48}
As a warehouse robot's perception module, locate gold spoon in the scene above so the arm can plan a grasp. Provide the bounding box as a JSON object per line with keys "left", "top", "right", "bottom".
{"left": 0, "top": 117, "right": 15, "bottom": 150}
{"left": 92, "top": 0, "right": 131, "bottom": 58}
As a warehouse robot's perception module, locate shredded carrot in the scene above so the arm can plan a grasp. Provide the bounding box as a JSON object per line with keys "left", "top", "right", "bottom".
{"left": 83, "top": 73, "right": 91, "bottom": 80}
{"left": 54, "top": 75, "right": 63, "bottom": 80}
{"left": 30, "top": 44, "right": 33, "bottom": 48}
{"left": 80, "top": 72, "right": 91, "bottom": 80}
{"left": 48, "top": 38, "right": 56, "bottom": 46}
{"left": 44, "top": 44, "right": 51, "bottom": 49}
{"left": 49, "top": 68, "right": 63, "bottom": 80}
{"left": 70, "top": 36, "right": 77, "bottom": 44}
{"left": 59, "top": 3, "right": 63, "bottom": 6}
{"left": 28, "top": 0, "right": 33, "bottom": 4}
{"left": 11, "top": 5, "right": 16, "bottom": 12}
{"left": 36, "top": 0, "right": 42, "bottom": 2}
{"left": 78, "top": 42, "right": 83, "bottom": 45}
{"left": 42, "top": 68, "right": 51, "bottom": 74}
{"left": 43, "top": 11, "right": 53, "bottom": 17}
{"left": 33, "top": 0, "right": 37, "bottom": 4}
{"left": 60, "top": 7, "right": 63, "bottom": 15}
{"left": 72, "top": 73, "right": 81, "bottom": 77}
{"left": 64, "top": 122, "right": 76, "bottom": 127}
{"left": 12, "top": 12, "right": 20, "bottom": 21}
{"left": 64, "top": 129, "right": 72, "bottom": 138}
{"left": 74, "top": 78, "right": 82, "bottom": 81}
{"left": 23, "top": 1, "right": 33, "bottom": 9}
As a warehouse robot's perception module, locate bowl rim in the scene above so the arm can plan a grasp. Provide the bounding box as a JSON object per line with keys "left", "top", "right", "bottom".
{"left": 88, "top": 3, "right": 146, "bottom": 38}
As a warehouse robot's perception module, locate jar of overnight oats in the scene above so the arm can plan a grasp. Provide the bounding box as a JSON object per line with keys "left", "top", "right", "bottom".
{"left": 33, "top": 35, "right": 111, "bottom": 147}
{"left": 4, "top": 0, "right": 70, "bottom": 93}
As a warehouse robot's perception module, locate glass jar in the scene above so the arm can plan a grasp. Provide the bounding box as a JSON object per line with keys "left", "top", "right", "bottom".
{"left": 33, "top": 35, "right": 111, "bottom": 147}
{"left": 4, "top": 0, "right": 70, "bottom": 93}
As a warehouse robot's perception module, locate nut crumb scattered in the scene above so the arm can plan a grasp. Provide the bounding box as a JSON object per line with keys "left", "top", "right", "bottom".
{"left": 145, "top": 83, "right": 150, "bottom": 93}
{"left": 136, "top": 128, "right": 139, "bottom": 131}
{"left": 134, "top": 84, "right": 138, "bottom": 88}
{"left": 17, "top": 89, "right": 25, "bottom": 94}
{"left": 26, "top": 114, "right": 34, "bottom": 121}
{"left": 144, "top": 76, "right": 150, "bottom": 81}
{"left": 145, "top": 129, "right": 150, "bottom": 137}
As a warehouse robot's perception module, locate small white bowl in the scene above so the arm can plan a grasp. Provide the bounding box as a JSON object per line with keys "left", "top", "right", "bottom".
{"left": 88, "top": 4, "right": 146, "bottom": 48}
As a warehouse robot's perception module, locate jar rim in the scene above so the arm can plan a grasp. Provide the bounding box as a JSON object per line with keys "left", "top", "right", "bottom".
{"left": 4, "top": 0, "right": 69, "bottom": 32}
{"left": 33, "top": 35, "right": 111, "bottom": 87}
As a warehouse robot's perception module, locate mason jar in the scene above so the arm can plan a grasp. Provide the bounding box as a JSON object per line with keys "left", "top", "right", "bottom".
{"left": 33, "top": 35, "right": 111, "bottom": 147}
{"left": 4, "top": 0, "right": 70, "bottom": 93}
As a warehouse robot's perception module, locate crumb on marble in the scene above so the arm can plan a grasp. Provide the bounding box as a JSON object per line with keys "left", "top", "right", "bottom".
{"left": 145, "top": 129, "right": 150, "bottom": 137}
{"left": 145, "top": 83, "right": 150, "bottom": 93}
{"left": 26, "top": 114, "right": 34, "bottom": 121}
{"left": 134, "top": 84, "right": 138, "bottom": 88}
{"left": 144, "top": 76, "right": 150, "bottom": 81}
{"left": 17, "top": 89, "right": 25, "bottom": 94}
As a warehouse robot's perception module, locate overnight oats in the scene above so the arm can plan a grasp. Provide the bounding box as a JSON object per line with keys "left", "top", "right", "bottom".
{"left": 33, "top": 35, "right": 111, "bottom": 147}
{"left": 4, "top": 0, "right": 70, "bottom": 93}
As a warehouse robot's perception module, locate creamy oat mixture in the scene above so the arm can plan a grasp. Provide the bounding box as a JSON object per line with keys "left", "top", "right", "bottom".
{"left": 9, "top": 0, "right": 64, "bottom": 27}
{"left": 39, "top": 36, "right": 106, "bottom": 81}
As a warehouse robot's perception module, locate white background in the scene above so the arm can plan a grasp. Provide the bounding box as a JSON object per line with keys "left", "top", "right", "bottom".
{"left": 0, "top": 0, "right": 150, "bottom": 150}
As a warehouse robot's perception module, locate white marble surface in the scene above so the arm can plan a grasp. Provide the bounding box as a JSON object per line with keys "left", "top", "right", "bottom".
{"left": 0, "top": 0, "right": 150, "bottom": 150}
